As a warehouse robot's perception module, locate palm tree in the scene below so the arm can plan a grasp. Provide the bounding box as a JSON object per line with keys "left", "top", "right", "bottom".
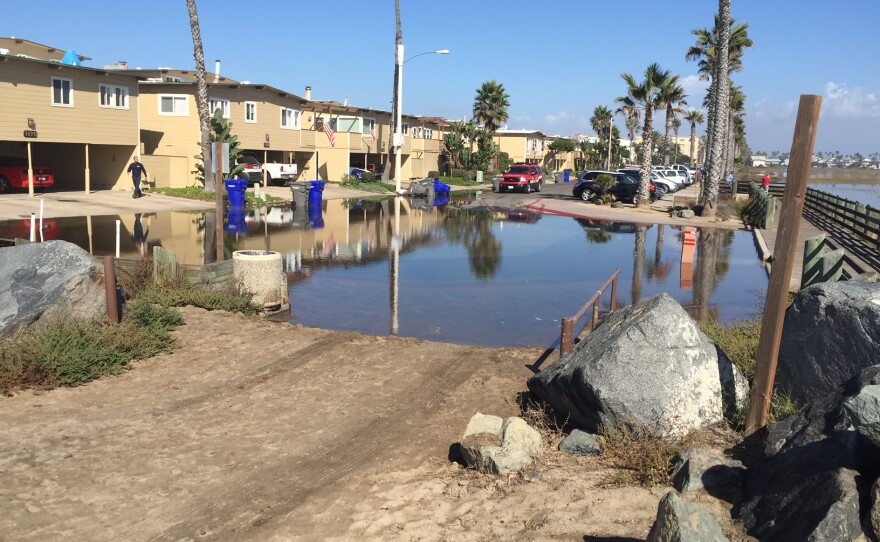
{"left": 672, "top": 118, "right": 682, "bottom": 163}
{"left": 590, "top": 105, "right": 613, "bottom": 170}
{"left": 658, "top": 79, "right": 687, "bottom": 165}
{"left": 472, "top": 81, "right": 510, "bottom": 171}
{"left": 186, "top": 0, "right": 212, "bottom": 192}
{"left": 702, "top": 0, "right": 732, "bottom": 218}
{"left": 684, "top": 110, "right": 705, "bottom": 167}
{"left": 472, "top": 81, "right": 510, "bottom": 134}
{"left": 382, "top": 0, "right": 403, "bottom": 182}
{"left": 620, "top": 64, "right": 674, "bottom": 206}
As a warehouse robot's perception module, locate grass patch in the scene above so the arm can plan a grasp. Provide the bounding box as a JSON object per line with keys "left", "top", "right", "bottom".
{"left": 438, "top": 176, "right": 482, "bottom": 187}
{"left": 153, "top": 186, "right": 281, "bottom": 205}
{"left": 599, "top": 423, "right": 693, "bottom": 487}
{"left": 137, "top": 282, "right": 259, "bottom": 315}
{"left": 700, "top": 318, "right": 760, "bottom": 381}
{"left": 0, "top": 299, "right": 182, "bottom": 394}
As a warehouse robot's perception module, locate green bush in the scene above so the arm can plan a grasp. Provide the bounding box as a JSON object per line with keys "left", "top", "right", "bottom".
{"left": 137, "top": 282, "right": 260, "bottom": 316}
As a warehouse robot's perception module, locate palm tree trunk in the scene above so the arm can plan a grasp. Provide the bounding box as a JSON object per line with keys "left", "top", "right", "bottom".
{"left": 381, "top": 0, "right": 402, "bottom": 182}
{"left": 632, "top": 225, "right": 647, "bottom": 305}
{"left": 663, "top": 109, "right": 673, "bottom": 165}
{"left": 637, "top": 107, "right": 653, "bottom": 206}
{"left": 186, "top": 0, "right": 213, "bottom": 192}
{"left": 702, "top": 0, "right": 731, "bottom": 218}
{"left": 689, "top": 122, "right": 696, "bottom": 167}
{"left": 727, "top": 111, "right": 736, "bottom": 172}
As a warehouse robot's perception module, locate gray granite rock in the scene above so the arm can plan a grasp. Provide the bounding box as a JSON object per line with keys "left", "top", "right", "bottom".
{"left": 0, "top": 241, "right": 107, "bottom": 337}
{"left": 528, "top": 294, "right": 747, "bottom": 437}
{"left": 677, "top": 209, "right": 696, "bottom": 219}
{"left": 777, "top": 281, "right": 880, "bottom": 405}
{"left": 646, "top": 491, "right": 728, "bottom": 542}
{"left": 670, "top": 448, "right": 744, "bottom": 494}
{"left": 558, "top": 429, "right": 602, "bottom": 456}
{"left": 844, "top": 385, "right": 880, "bottom": 449}
{"left": 459, "top": 413, "right": 542, "bottom": 475}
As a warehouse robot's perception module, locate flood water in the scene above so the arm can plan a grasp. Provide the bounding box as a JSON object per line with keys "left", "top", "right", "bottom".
{"left": 0, "top": 195, "right": 769, "bottom": 348}
{"left": 762, "top": 166, "right": 880, "bottom": 208}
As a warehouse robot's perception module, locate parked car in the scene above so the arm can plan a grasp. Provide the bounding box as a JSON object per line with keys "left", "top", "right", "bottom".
{"left": 670, "top": 163, "right": 695, "bottom": 182}
{"left": 240, "top": 154, "right": 298, "bottom": 186}
{"left": 572, "top": 171, "right": 661, "bottom": 203}
{"left": 617, "top": 168, "right": 677, "bottom": 194}
{"left": 498, "top": 163, "right": 544, "bottom": 193}
{"left": 0, "top": 156, "right": 55, "bottom": 193}
{"left": 656, "top": 168, "right": 688, "bottom": 188}
{"left": 349, "top": 167, "right": 374, "bottom": 181}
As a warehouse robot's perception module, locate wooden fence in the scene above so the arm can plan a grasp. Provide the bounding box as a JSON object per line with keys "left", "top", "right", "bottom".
{"left": 803, "top": 189, "right": 880, "bottom": 250}
{"left": 559, "top": 268, "right": 620, "bottom": 356}
{"left": 115, "top": 246, "right": 234, "bottom": 289}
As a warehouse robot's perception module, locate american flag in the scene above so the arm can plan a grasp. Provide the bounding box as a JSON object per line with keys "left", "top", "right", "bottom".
{"left": 323, "top": 121, "right": 335, "bottom": 147}
{"left": 370, "top": 127, "right": 376, "bottom": 144}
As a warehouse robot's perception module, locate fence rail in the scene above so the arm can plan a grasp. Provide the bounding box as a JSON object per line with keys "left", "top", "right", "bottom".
{"left": 560, "top": 268, "right": 620, "bottom": 356}
{"left": 803, "top": 189, "right": 880, "bottom": 250}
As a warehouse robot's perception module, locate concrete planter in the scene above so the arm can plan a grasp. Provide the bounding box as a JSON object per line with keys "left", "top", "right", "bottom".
{"left": 232, "top": 250, "right": 288, "bottom": 312}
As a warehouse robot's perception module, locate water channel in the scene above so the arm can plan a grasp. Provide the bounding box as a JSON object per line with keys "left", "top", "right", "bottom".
{"left": 0, "top": 194, "right": 769, "bottom": 348}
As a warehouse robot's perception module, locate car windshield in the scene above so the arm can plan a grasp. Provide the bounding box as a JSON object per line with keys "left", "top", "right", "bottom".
{"left": 507, "top": 166, "right": 530, "bottom": 174}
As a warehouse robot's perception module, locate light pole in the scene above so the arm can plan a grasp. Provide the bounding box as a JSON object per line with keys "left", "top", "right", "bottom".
{"left": 394, "top": 48, "right": 449, "bottom": 195}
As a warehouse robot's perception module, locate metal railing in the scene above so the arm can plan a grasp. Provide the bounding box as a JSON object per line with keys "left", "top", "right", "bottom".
{"left": 560, "top": 268, "right": 620, "bottom": 356}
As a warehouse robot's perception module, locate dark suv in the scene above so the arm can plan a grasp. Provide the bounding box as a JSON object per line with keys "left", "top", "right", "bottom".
{"left": 572, "top": 170, "right": 660, "bottom": 204}
{"left": 499, "top": 164, "right": 543, "bottom": 193}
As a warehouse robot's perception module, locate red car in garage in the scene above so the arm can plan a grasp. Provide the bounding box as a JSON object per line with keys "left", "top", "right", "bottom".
{"left": 0, "top": 156, "right": 55, "bottom": 193}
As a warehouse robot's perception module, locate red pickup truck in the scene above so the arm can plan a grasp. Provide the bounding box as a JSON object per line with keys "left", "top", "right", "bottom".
{"left": 0, "top": 156, "right": 55, "bottom": 192}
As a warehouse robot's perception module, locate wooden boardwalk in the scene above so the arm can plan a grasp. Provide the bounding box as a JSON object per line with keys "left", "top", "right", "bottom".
{"left": 755, "top": 200, "right": 879, "bottom": 291}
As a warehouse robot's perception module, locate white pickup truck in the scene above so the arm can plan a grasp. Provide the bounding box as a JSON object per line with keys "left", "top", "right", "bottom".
{"left": 241, "top": 155, "right": 298, "bottom": 186}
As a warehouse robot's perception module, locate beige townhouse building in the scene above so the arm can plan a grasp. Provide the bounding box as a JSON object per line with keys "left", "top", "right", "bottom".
{"left": 0, "top": 38, "right": 143, "bottom": 193}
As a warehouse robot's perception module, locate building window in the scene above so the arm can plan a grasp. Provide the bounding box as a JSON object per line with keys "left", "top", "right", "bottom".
{"left": 402, "top": 122, "right": 409, "bottom": 136}
{"left": 51, "top": 77, "right": 73, "bottom": 107}
{"left": 362, "top": 117, "right": 376, "bottom": 135}
{"left": 209, "top": 97, "right": 230, "bottom": 118}
{"left": 424, "top": 128, "right": 433, "bottom": 140}
{"left": 159, "top": 94, "right": 188, "bottom": 116}
{"left": 335, "top": 116, "right": 361, "bottom": 133}
{"left": 99, "top": 84, "right": 129, "bottom": 109}
{"left": 245, "top": 102, "right": 257, "bottom": 123}
{"left": 281, "top": 107, "right": 301, "bottom": 129}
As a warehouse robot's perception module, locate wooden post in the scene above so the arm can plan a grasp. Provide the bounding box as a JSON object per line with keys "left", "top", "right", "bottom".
{"left": 856, "top": 203, "right": 866, "bottom": 237}
{"left": 610, "top": 275, "right": 617, "bottom": 311}
{"left": 214, "top": 142, "right": 224, "bottom": 262}
{"left": 820, "top": 249, "right": 844, "bottom": 283}
{"left": 103, "top": 256, "right": 120, "bottom": 324}
{"left": 560, "top": 317, "right": 574, "bottom": 356}
{"left": 592, "top": 301, "right": 600, "bottom": 330}
{"left": 801, "top": 234, "right": 825, "bottom": 289}
{"left": 765, "top": 197, "right": 777, "bottom": 229}
{"left": 745, "top": 95, "right": 822, "bottom": 436}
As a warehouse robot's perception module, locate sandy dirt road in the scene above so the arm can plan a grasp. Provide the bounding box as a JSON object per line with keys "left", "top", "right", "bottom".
{"left": 1, "top": 307, "right": 749, "bottom": 541}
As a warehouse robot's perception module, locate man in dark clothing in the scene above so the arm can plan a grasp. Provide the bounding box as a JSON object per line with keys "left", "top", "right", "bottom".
{"left": 127, "top": 156, "right": 147, "bottom": 198}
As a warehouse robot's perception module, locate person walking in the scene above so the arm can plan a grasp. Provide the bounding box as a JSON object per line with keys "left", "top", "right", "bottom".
{"left": 127, "top": 156, "right": 148, "bottom": 198}
{"left": 761, "top": 173, "right": 771, "bottom": 192}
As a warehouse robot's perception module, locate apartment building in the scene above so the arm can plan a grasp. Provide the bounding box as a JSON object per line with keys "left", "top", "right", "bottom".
{"left": 0, "top": 38, "right": 142, "bottom": 192}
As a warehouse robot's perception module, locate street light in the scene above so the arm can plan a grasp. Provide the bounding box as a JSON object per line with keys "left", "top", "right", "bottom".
{"left": 394, "top": 47, "right": 449, "bottom": 195}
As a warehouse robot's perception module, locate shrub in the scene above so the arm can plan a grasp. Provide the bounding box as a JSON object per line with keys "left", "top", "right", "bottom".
{"left": 137, "top": 282, "right": 260, "bottom": 316}
{"left": 600, "top": 423, "right": 693, "bottom": 486}
{"left": 598, "top": 193, "right": 616, "bottom": 205}
{"left": 427, "top": 170, "right": 440, "bottom": 178}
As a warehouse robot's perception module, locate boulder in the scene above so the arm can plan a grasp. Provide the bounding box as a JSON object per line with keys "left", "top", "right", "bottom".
{"left": 871, "top": 478, "right": 880, "bottom": 540}
{"left": 777, "top": 281, "right": 880, "bottom": 405}
{"left": 0, "top": 241, "right": 107, "bottom": 337}
{"left": 844, "top": 385, "right": 880, "bottom": 449}
{"left": 670, "top": 448, "right": 744, "bottom": 494}
{"left": 677, "top": 209, "right": 696, "bottom": 219}
{"left": 459, "top": 413, "right": 543, "bottom": 475}
{"left": 740, "top": 367, "right": 880, "bottom": 541}
{"left": 528, "top": 294, "right": 747, "bottom": 437}
{"left": 558, "top": 429, "right": 602, "bottom": 456}
{"left": 646, "top": 491, "right": 728, "bottom": 542}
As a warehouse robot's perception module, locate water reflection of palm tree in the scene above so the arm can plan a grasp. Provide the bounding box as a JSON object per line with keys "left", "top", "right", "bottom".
{"left": 632, "top": 224, "right": 647, "bottom": 304}
{"left": 691, "top": 228, "right": 734, "bottom": 321}
{"left": 645, "top": 224, "right": 673, "bottom": 281}
{"left": 444, "top": 210, "right": 502, "bottom": 280}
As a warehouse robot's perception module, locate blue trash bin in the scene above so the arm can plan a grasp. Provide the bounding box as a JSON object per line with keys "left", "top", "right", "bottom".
{"left": 225, "top": 179, "right": 247, "bottom": 209}
{"left": 225, "top": 208, "right": 248, "bottom": 234}
{"left": 563, "top": 170, "right": 570, "bottom": 183}
{"left": 308, "top": 198, "right": 324, "bottom": 230}
{"left": 433, "top": 179, "right": 450, "bottom": 195}
{"left": 433, "top": 195, "right": 449, "bottom": 207}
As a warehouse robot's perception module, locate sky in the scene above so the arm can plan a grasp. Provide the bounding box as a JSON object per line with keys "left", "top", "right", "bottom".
{"left": 3, "top": 0, "right": 879, "bottom": 156}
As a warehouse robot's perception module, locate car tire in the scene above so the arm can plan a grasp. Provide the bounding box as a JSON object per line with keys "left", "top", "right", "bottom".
{"left": 524, "top": 184, "right": 531, "bottom": 194}
{"left": 536, "top": 181, "right": 542, "bottom": 192}
{"left": 0, "top": 176, "right": 9, "bottom": 193}
{"left": 580, "top": 189, "right": 593, "bottom": 202}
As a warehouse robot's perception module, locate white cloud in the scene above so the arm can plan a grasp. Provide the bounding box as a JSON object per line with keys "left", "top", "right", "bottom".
{"left": 751, "top": 98, "right": 797, "bottom": 121}
{"left": 823, "top": 82, "right": 880, "bottom": 119}
{"left": 544, "top": 111, "right": 571, "bottom": 124}
{"left": 680, "top": 74, "right": 710, "bottom": 103}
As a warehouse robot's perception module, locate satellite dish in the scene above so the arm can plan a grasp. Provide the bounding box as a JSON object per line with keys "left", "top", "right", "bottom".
{"left": 61, "top": 50, "right": 81, "bottom": 66}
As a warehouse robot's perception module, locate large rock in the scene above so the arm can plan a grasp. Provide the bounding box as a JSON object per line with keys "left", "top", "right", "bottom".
{"left": 528, "top": 294, "right": 746, "bottom": 437}
{"left": 459, "top": 413, "right": 543, "bottom": 475}
{"left": 844, "top": 385, "right": 880, "bottom": 449}
{"left": 558, "top": 429, "right": 602, "bottom": 456}
{"left": 740, "top": 366, "right": 880, "bottom": 541}
{"left": 646, "top": 491, "right": 729, "bottom": 542}
{"left": 670, "top": 448, "right": 744, "bottom": 494}
{"left": 777, "top": 281, "right": 880, "bottom": 405}
{"left": 0, "top": 241, "right": 107, "bottom": 337}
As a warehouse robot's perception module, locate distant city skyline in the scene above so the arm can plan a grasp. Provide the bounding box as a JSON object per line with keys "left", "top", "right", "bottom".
{"left": 3, "top": 0, "right": 878, "bottom": 154}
